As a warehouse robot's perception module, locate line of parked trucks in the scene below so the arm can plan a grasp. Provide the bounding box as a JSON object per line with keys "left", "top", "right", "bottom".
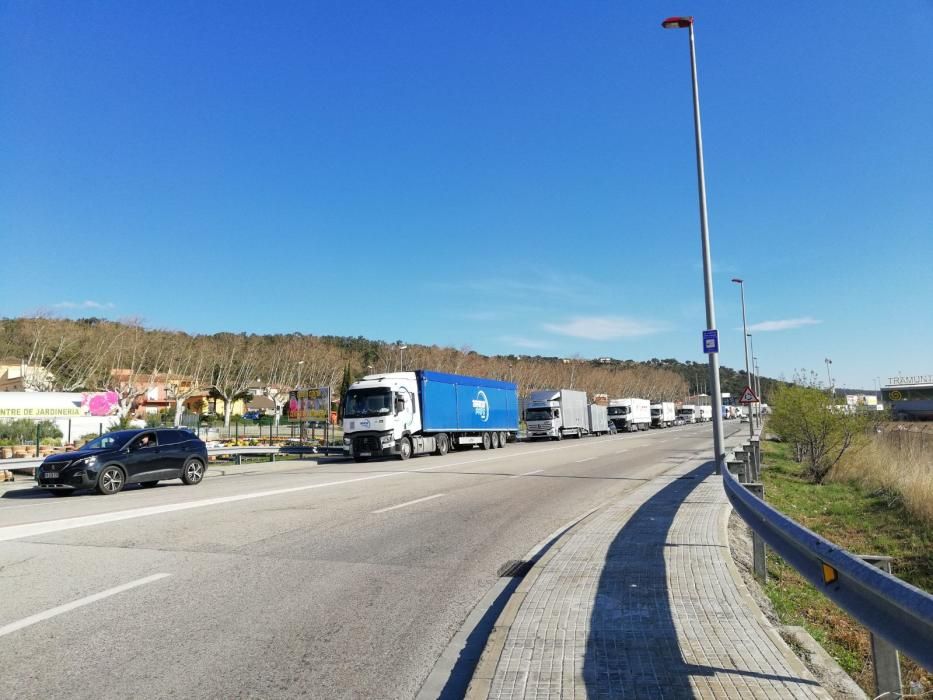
{"left": 341, "top": 369, "right": 719, "bottom": 462}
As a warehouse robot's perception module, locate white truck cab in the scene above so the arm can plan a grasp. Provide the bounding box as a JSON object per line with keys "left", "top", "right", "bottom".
{"left": 343, "top": 373, "right": 421, "bottom": 459}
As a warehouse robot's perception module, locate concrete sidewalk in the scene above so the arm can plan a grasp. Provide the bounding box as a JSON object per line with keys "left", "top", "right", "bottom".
{"left": 468, "top": 449, "right": 830, "bottom": 699}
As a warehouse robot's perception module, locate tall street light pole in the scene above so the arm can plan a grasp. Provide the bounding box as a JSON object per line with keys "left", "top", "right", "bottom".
{"left": 753, "top": 355, "right": 762, "bottom": 416}
{"left": 732, "top": 278, "right": 755, "bottom": 438}
{"left": 398, "top": 344, "right": 408, "bottom": 371}
{"left": 663, "top": 15, "right": 725, "bottom": 471}
{"left": 747, "top": 333, "right": 758, "bottom": 427}
{"left": 825, "top": 358, "right": 834, "bottom": 399}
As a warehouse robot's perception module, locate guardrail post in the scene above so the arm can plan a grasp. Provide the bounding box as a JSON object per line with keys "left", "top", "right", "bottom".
{"left": 271, "top": 452, "right": 276, "bottom": 463}
{"left": 727, "top": 460, "right": 747, "bottom": 483}
{"left": 235, "top": 453, "right": 242, "bottom": 466}
{"left": 745, "top": 483, "right": 767, "bottom": 582}
{"left": 750, "top": 436, "right": 761, "bottom": 481}
{"left": 35, "top": 423, "right": 41, "bottom": 457}
{"left": 736, "top": 449, "right": 751, "bottom": 480}
{"left": 859, "top": 555, "right": 902, "bottom": 698}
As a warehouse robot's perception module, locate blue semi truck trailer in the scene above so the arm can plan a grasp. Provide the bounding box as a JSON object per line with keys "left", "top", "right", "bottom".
{"left": 342, "top": 370, "right": 519, "bottom": 461}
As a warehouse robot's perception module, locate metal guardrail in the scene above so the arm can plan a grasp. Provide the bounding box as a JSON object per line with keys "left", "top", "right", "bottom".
{"left": 722, "top": 430, "right": 933, "bottom": 672}
{"left": 2, "top": 445, "right": 348, "bottom": 474}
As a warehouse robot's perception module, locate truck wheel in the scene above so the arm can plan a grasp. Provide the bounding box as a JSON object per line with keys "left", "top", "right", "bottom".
{"left": 490, "top": 431, "right": 500, "bottom": 449}
{"left": 435, "top": 434, "right": 449, "bottom": 456}
{"left": 398, "top": 437, "right": 412, "bottom": 460}
{"left": 481, "top": 433, "right": 492, "bottom": 450}
{"left": 575, "top": 429, "right": 583, "bottom": 439}
{"left": 499, "top": 431, "right": 508, "bottom": 447}
{"left": 555, "top": 431, "right": 563, "bottom": 441}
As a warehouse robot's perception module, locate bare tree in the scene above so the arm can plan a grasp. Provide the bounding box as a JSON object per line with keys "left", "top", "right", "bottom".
{"left": 208, "top": 334, "right": 261, "bottom": 428}
{"left": 163, "top": 334, "right": 210, "bottom": 427}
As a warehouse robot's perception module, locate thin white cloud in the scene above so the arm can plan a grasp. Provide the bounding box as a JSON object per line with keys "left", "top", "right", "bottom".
{"left": 499, "top": 335, "right": 552, "bottom": 350}
{"left": 747, "top": 317, "right": 821, "bottom": 332}
{"left": 53, "top": 300, "right": 115, "bottom": 310}
{"left": 542, "top": 316, "right": 667, "bottom": 341}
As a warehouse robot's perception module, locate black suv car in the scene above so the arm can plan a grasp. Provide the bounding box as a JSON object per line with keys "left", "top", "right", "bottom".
{"left": 36, "top": 428, "right": 208, "bottom": 496}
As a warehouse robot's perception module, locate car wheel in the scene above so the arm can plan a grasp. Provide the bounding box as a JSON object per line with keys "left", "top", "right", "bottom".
{"left": 182, "top": 459, "right": 205, "bottom": 485}
{"left": 398, "top": 437, "right": 412, "bottom": 460}
{"left": 435, "top": 434, "right": 449, "bottom": 456}
{"left": 141, "top": 481, "right": 159, "bottom": 488}
{"left": 96, "top": 466, "right": 125, "bottom": 495}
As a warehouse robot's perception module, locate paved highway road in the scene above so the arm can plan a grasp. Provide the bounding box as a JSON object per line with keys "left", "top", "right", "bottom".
{"left": 0, "top": 421, "right": 740, "bottom": 699}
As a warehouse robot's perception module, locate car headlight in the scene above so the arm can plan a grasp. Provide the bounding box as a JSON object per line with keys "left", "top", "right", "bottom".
{"left": 74, "top": 456, "right": 98, "bottom": 468}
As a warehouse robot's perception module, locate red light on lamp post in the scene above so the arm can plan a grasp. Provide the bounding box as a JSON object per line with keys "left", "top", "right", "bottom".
{"left": 661, "top": 16, "right": 694, "bottom": 29}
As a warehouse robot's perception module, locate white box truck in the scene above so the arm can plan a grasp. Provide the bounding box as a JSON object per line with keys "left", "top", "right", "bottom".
{"left": 650, "top": 402, "right": 676, "bottom": 428}
{"left": 677, "top": 405, "right": 697, "bottom": 423}
{"left": 587, "top": 404, "right": 610, "bottom": 436}
{"left": 608, "top": 398, "right": 651, "bottom": 432}
{"left": 698, "top": 405, "right": 713, "bottom": 422}
{"left": 525, "top": 389, "right": 588, "bottom": 440}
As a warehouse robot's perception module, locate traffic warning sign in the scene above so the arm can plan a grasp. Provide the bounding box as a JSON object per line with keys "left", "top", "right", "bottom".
{"left": 738, "top": 386, "right": 759, "bottom": 404}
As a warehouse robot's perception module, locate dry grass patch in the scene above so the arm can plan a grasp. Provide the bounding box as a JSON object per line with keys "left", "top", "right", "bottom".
{"left": 832, "top": 426, "right": 933, "bottom": 525}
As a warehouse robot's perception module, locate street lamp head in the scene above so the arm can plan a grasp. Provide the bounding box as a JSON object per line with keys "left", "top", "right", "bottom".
{"left": 400, "top": 345, "right": 408, "bottom": 350}
{"left": 662, "top": 16, "right": 694, "bottom": 29}
{"left": 731, "top": 278, "right": 743, "bottom": 284}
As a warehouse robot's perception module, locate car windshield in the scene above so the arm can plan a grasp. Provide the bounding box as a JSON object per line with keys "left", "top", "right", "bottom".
{"left": 608, "top": 406, "right": 630, "bottom": 416}
{"left": 343, "top": 388, "right": 393, "bottom": 418}
{"left": 525, "top": 408, "right": 553, "bottom": 421}
{"left": 82, "top": 431, "right": 136, "bottom": 450}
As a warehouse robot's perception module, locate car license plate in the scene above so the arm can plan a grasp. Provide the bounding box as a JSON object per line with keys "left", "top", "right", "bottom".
{"left": 44, "top": 472, "right": 59, "bottom": 479}
{"left": 359, "top": 452, "right": 371, "bottom": 457}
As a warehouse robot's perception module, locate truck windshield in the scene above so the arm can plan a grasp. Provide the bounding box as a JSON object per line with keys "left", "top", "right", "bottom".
{"left": 343, "top": 388, "right": 393, "bottom": 418}
{"left": 677, "top": 409, "right": 694, "bottom": 416}
{"left": 650, "top": 409, "right": 660, "bottom": 416}
{"left": 608, "top": 406, "right": 630, "bottom": 416}
{"left": 525, "top": 408, "right": 553, "bottom": 421}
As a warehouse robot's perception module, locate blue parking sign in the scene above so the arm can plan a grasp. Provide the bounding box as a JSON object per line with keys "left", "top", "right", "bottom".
{"left": 702, "top": 329, "right": 719, "bottom": 354}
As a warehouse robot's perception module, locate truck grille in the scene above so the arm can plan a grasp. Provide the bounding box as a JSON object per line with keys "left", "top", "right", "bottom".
{"left": 355, "top": 436, "right": 383, "bottom": 452}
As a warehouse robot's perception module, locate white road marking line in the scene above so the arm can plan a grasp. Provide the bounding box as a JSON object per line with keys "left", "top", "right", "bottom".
{"left": 509, "top": 469, "right": 544, "bottom": 479}
{"left": 574, "top": 456, "right": 597, "bottom": 463}
{"left": 372, "top": 493, "right": 445, "bottom": 514}
{"left": 0, "top": 573, "right": 170, "bottom": 638}
{"left": 615, "top": 449, "right": 630, "bottom": 454}
{"left": 0, "top": 435, "right": 650, "bottom": 543}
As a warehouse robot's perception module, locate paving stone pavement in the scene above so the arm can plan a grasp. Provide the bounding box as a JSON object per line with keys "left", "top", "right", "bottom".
{"left": 472, "top": 446, "right": 831, "bottom": 699}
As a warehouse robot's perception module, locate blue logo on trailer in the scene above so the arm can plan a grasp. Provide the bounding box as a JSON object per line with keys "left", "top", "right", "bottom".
{"left": 702, "top": 329, "right": 719, "bottom": 354}
{"left": 472, "top": 390, "right": 490, "bottom": 422}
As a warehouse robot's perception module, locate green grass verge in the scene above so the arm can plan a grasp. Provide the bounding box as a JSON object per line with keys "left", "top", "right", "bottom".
{"left": 760, "top": 440, "right": 932, "bottom": 694}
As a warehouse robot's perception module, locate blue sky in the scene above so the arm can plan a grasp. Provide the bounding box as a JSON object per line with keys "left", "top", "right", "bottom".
{"left": 2, "top": 2, "right": 931, "bottom": 389}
